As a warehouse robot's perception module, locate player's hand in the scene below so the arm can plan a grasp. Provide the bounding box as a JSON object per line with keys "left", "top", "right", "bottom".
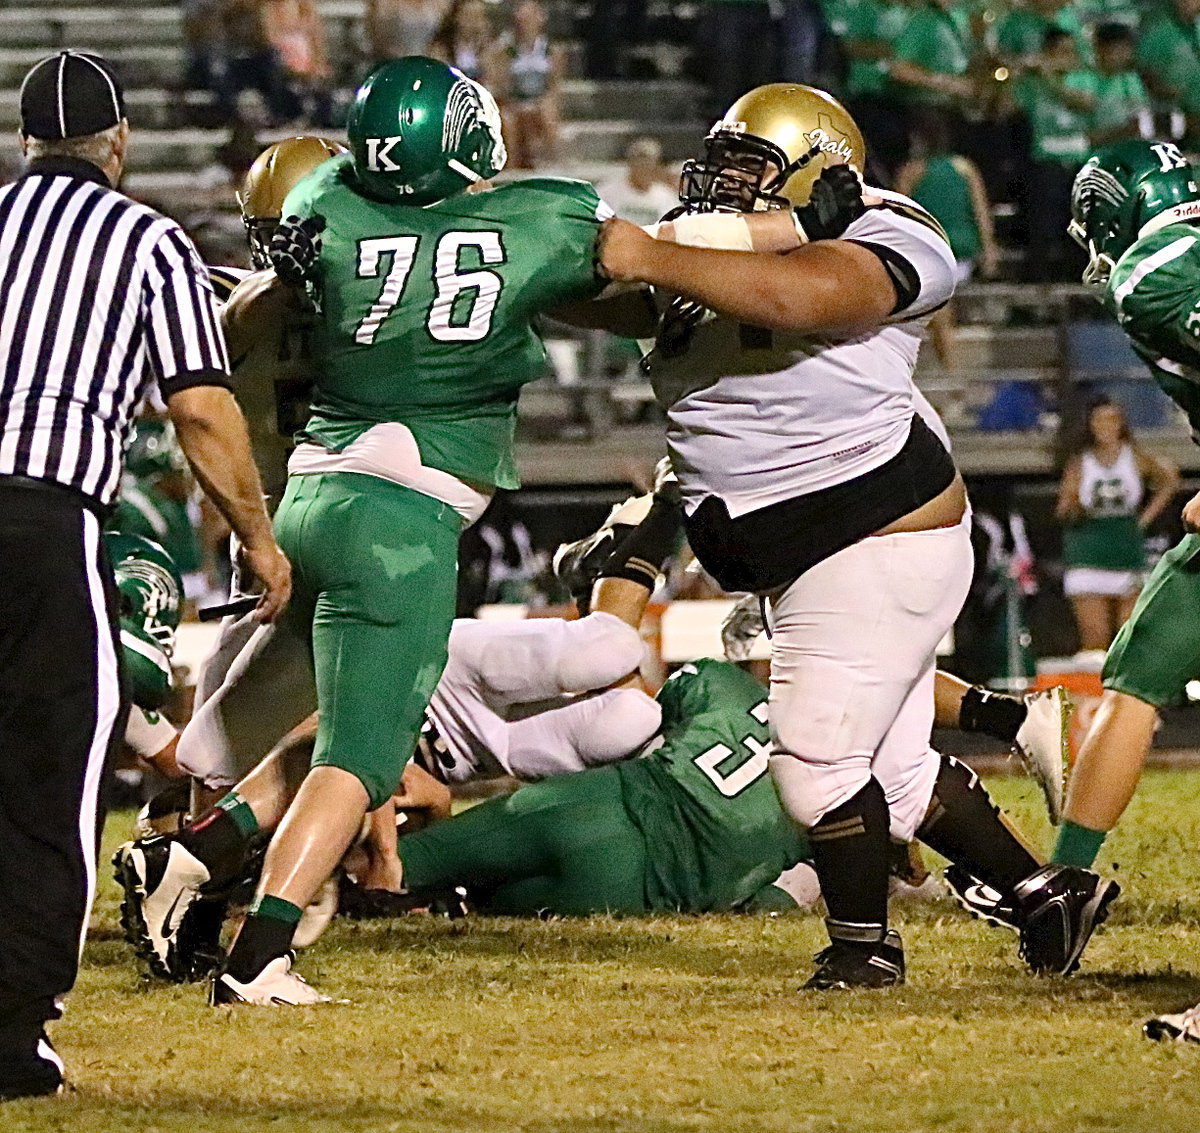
{"left": 597, "top": 217, "right": 659, "bottom": 281}
{"left": 240, "top": 539, "right": 292, "bottom": 623}
{"left": 793, "top": 164, "right": 865, "bottom": 243}
{"left": 270, "top": 214, "right": 326, "bottom": 288}
{"left": 1182, "top": 488, "right": 1200, "bottom": 533}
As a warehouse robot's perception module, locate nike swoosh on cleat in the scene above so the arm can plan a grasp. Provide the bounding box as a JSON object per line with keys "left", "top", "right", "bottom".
{"left": 159, "top": 888, "right": 188, "bottom": 941}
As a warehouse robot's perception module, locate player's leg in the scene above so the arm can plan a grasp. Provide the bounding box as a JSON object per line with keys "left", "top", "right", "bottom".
{"left": 399, "top": 766, "right": 647, "bottom": 916}
{"left": 504, "top": 686, "right": 662, "bottom": 779}
{"left": 768, "top": 522, "right": 972, "bottom": 988}
{"left": 215, "top": 474, "right": 460, "bottom": 1004}
{"left": 934, "top": 671, "right": 1069, "bottom": 824}
{"left": 1053, "top": 534, "right": 1200, "bottom": 868}
{"left": 450, "top": 608, "right": 646, "bottom": 708}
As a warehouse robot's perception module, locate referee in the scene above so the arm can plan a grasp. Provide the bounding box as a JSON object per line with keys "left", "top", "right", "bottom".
{"left": 0, "top": 52, "right": 290, "bottom": 1099}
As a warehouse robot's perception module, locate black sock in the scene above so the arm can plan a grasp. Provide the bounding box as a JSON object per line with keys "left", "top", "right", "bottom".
{"left": 597, "top": 495, "right": 682, "bottom": 590}
{"left": 958, "top": 686, "right": 1026, "bottom": 744}
{"left": 176, "top": 808, "right": 252, "bottom": 890}
{"left": 918, "top": 755, "right": 1040, "bottom": 892}
{"left": 223, "top": 896, "right": 302, "bottom": 983}
{"left": 809, "top": 777, "right": 891, "bottom": 951}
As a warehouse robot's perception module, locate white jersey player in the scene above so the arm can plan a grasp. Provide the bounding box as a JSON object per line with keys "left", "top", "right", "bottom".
{"left": 594, "top": 81, "right": 1118, "bottom": 988}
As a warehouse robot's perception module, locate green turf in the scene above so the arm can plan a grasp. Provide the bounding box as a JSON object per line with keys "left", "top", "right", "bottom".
{"left": 7, "top": 769, "right": 1200, "bottom": 1132}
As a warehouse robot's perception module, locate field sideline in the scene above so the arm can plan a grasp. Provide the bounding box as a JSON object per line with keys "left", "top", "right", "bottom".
{"left": 6, "top": 770, "right": 1200, "bottom": 1133}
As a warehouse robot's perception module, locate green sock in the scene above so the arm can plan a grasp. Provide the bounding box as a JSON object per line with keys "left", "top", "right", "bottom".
{"left": 225, "top": 895, "right": 304, "bottom": 983}
{"left": 249, "top": 894, "right": 304, "bottom": 924}
{"left": 216, "top": 792, "right": 260, "bottom": 838}
{"left": 1052, "top": 820, "right": 1108, "bottom": 868}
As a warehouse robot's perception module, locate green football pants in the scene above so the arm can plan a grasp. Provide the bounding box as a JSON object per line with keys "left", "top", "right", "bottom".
{"left": 1103, "top": 533, "right": 1200, "bottom": 708}
{"left": 400, "top": 766, "right": 649, "bottom": 915}
{"left": 273, "top": 472, "right": 462, "bottom": 808}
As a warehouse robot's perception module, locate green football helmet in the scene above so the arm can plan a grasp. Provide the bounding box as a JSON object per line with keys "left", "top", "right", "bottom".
{"left": 106, "top": 531, "right": 183, "bottom": 710}
{"left": 346, "top": 56, "right": 507, "bottom": 206}
{"left": 1069, "top": 140, "right": 1200, "bottom": 286}
{"left": 125, "top": 418, "right": 186, "bottom": 481}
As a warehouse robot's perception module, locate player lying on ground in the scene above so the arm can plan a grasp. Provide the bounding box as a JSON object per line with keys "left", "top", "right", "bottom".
{"left": 1055, "top": 140, "right": 1200, "bottom": 1044}
{"left": 591, "top": 82, "right": 1117, "bottom": 989}
{"left": 114, "top": 467, "right": 685, "bottom": 998}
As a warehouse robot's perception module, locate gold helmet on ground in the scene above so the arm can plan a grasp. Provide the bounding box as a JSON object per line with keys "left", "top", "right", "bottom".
{"left": 239, "top": 136, "right": 348, "bottom": 269}
{"left": 680, "top": 83, "right": 866, "bottom": 213}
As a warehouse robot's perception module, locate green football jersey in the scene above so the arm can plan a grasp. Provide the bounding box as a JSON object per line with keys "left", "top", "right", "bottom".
{"left": 1105, "top": 222, "right": 1200, "bottom": 432}
{"left": 282, "top": 156, "right": 609, "bottom": 489}
{"left": 617, "top": 659, "right": 809, "bottom": 914}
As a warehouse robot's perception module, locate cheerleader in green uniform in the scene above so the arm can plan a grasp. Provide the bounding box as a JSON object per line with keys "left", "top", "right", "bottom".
{"left": 1056, "top": 399, "right": 1178, "bottom": 651}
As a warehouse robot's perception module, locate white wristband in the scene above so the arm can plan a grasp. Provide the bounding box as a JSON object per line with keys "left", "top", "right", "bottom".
{"left": 653, "top": 212, "right": 755, "bottom": 251}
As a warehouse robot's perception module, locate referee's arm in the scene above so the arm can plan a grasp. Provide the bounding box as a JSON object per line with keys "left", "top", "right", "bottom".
{"left": 145, "top": 224, "right": 291, "bottom": 621}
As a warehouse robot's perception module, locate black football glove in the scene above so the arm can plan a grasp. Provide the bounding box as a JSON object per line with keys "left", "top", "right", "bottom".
{"left": 269, "top": 213, "right": 326, "bottom": 288}
{"left": 792, "top": 164, "right": 865, "bottom": 243}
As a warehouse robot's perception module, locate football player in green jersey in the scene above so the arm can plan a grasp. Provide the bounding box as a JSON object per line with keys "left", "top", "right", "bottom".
{"left": 381, "top": 657, "right": 811, "bottom": 918}
{"left": 1045, "top": 139, "right": 1200, "bottom": 1042}
{"left": 106, "top": 532, "right": 186, "bottom": 779}
{"left": 121, "top": 57, "right": 615, "bottom": 1006}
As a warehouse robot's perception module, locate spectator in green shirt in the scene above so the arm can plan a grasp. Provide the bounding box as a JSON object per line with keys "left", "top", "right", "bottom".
{"left": 825, "top": 0, "right": 912, "bottom": 176}
{"left": 1014, "top": 27, "right": 1096, "bottom": 279}
{"left": 889, "top": 0, "right": 977, "bottom": 109}
{"left": 996, "top": 0, "right": 1094, "bottom": 67}
{"left": 1136, "top": 0, "right": 1200, "bottom": 135}
{"left": 1090, "top": 22, "right": 1152, "bottom": 144}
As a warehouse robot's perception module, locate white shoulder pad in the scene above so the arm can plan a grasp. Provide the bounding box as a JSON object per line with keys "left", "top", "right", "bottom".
{"left": 844, "top": 188, "right": 957, "bottom": 323}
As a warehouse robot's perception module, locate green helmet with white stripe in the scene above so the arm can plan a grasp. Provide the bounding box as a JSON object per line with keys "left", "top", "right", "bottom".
{"left": 1070, "top": 140, "right": 1200, "bottom": 287}
{"left": 105, "top": 531, "right": 182, "bottom": 709}
{"left": 346, "top": 56, "right": 507, "bottom": 207}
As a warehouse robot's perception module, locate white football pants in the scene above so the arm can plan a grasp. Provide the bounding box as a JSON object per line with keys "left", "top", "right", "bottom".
{"left": 768, "top": 520, "right": 973, "bottom": 841}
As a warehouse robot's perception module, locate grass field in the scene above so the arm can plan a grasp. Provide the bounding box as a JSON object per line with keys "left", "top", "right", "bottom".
{"left": 7, "top": 769, "right": 1200, "bottom": 1133}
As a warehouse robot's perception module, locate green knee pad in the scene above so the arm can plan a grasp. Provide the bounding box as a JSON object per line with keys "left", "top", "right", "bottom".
{"left": 1103, "top": 533, "right": 1200, "bottom": 708}
{"left": 275, "top": 472, "right": 463, "bottom": 808}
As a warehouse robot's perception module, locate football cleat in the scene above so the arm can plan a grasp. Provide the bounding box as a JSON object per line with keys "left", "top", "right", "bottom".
{"left": 551, "top": 496, "right": 650, "bottom": 612}
{"left": 804, "top": 931, "right": 905, "bottom": 990}
{"left": 943, "top": 864, "right": 1019, "bottom": 932}
{"left": 0, "top": 1030, "right": 65, "bottom": 1101}
{"left": 1144, "top": 1003, "right": 1200, "bottom": 1044}
{"left": 1014, "top": 687, "right": 1070, "bottom": 825}
{"left": 112, "top": 836, "right": 210, "bottom": 982}
{"left": 174, "top": 895, "right": 228, "bottom": 982}
{"left": 1014, "top": 864, "right": 1119, "bottom": 975}
{"left": 210, "top": 953, "right": 340, "bottom": 1007}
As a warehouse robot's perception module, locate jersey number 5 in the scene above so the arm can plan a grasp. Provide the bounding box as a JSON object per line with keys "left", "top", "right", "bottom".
{"left": 354, "top": 231, "right": 507, "bottom": 346}
{"left": 694, "top": 702, "right": 771, "bottom": 798}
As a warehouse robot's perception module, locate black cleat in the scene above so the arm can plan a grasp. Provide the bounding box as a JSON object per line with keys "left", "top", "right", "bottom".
{"left": 0, "top": 1030, "right": 64, "bottom": 1101}
{"left": 175, "top": 896, "right": 228, "bottom": 982}
{"left": 944, "top": 865, "right": 1019, "bottom": 932}
{"left": 1014, "top": 864, "right": 1119, "bottom": 975}
{"left": 804, "top": 930, "right": 905, "bottom": 990}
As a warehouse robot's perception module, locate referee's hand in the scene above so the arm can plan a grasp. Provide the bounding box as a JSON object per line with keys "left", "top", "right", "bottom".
{"left": 241, "top": 540, "right": 293, "bottom": 623}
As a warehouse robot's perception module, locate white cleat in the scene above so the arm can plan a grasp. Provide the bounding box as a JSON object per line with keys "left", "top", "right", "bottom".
{"left": 210, "top": 954, "right": 343, "bottom": 1007}
{"left": 1014, "top": 687, "right": 1071, "bottom": 825}
{"left": 1145, "top": 1003, "right": 1200, "bottom": 1044}
{"left": 113, "top": 837, "right": 210, "bottom": 981}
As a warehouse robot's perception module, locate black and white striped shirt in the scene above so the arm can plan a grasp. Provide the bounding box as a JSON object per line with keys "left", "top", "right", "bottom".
{"left": 0, "top": 156, "right": 230, "bottom": 506}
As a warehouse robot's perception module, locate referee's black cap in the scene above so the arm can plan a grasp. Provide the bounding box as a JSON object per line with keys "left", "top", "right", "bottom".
{"left": 20, "top": 51, "right": 125, "bottom": 141}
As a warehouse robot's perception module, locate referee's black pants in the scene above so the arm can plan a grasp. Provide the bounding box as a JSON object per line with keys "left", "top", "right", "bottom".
{"left": 0, "top": 479, "right": 126, "bottom": 1044}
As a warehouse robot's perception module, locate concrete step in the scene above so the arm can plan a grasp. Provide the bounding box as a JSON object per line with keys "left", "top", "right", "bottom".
{"left": 0, "top": 78, "right": 702, "bottom": 131}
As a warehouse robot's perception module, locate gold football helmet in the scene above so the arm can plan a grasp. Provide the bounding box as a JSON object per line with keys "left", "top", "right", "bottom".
{"left": 681, "top": 84, "right": 866, "bottom": 213}
{"left": 239, "top": 136, "right": 348, "bottom": 269}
